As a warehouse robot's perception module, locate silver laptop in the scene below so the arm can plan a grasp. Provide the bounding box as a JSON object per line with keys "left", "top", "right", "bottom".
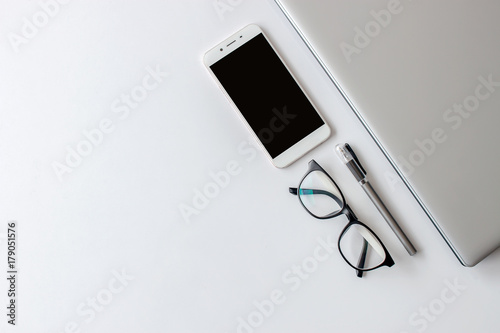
{"left": 275, "top": 0, "right": 500, "bottom": 266}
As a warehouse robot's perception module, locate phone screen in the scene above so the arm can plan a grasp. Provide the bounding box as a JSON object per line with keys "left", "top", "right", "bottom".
{"left": 210, "top": 33, "right": 325, "bottom": 158}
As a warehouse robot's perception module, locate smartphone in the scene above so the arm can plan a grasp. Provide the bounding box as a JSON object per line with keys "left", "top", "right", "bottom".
{"left": 204, "top": 24, "right": 331, "bottom": 168}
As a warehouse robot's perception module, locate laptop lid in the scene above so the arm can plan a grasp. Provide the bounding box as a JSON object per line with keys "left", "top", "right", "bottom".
{"left": 275, "top": 0, "right": 500, "bottom": 266}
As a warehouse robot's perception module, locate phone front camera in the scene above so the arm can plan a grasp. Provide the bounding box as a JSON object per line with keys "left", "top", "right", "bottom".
{"left": 220, "top": 48, "right": 223, "bottom": 51}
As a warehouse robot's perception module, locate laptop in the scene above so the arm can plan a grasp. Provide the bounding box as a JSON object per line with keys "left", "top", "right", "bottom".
{"left": 275, "top": 0, "right": 500, "bottom": 266}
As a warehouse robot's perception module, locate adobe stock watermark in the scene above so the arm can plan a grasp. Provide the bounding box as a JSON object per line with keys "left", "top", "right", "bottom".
{"left": 213, "top": 0, "right": 245, "bottom": 21}
{"left": 400, "top": 278, "right": 467, "bottom": 333}
{"left": 7, "top": 0, "right": 71, "bottom": 53}
{"left": 51, "top": 64, "right": 169, "bottom": 182}
{"left": 59, "top": 268, "right": 134, "bottom": 333}
{"left": 178, "top": 106, "right": 295, "bottom": 224}
{"left": 384, "top": 74, "right": 500, "bottom": 190}
{"left": 235, "top": 235, "right": 336, "bottom": 333}
{"left": 257, "top": 106, "right": 296, "bottom": 144}
{"left": 340, "top": 0, "right": 404, "bottom": 64}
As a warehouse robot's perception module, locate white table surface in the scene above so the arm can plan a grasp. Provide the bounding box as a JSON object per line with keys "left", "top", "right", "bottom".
{"left": 1, "top": 1, "right": 499, "bottom": 332}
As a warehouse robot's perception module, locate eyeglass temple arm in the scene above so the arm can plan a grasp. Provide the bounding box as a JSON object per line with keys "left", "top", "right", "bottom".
{"left": 289, "top": 187, "right": 366, "bottom": 278}
{"left": 356, "top": 240, "right": 369, "bottom": 278}
{"left": 289, "top": 188, "right": 344, "bottom": 207}
{"left": 290, "top": 188, "right": 355, "bottom": 221}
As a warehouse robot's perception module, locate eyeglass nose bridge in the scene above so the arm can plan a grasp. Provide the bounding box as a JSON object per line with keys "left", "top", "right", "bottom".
{"left": 342, "top": 204, "right": 358, "bottom": 223}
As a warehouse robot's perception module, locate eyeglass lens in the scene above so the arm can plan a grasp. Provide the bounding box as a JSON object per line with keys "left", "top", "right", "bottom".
{"left": 298, "top": 170, "right": 343, "bottom": 218}
{"left": 339, "top": 223, "right": 386, "bottom": 270}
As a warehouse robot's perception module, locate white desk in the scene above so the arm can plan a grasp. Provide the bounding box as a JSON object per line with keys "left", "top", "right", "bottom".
{"left": 1, "top": 1, "right": 499, "bottom": 332}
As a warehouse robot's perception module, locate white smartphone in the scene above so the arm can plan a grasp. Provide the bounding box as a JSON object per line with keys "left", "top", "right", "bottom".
{"left": 204, "top": 24, "right": 331, "bottom": 168}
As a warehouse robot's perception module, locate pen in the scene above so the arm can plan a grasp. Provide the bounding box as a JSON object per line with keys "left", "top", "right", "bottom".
{"left": 335, "top": 143, "right": 417, "bottom": 256}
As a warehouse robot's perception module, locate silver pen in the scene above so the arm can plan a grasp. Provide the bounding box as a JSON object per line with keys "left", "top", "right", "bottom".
{"left": 336, "top": 143, "right": 417, "bottom": 256}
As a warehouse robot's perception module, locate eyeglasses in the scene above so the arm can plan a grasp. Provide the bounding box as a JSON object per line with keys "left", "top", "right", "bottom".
{"left": 289, "top": 160, "right": 394, "bottom": 277}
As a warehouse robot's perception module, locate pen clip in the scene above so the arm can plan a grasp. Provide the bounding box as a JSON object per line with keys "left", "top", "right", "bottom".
{"left": 344, "top": 143, "right": 366, "bottom": 175}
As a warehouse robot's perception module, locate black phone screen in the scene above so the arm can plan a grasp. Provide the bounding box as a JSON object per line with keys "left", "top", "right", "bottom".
{"left": 210, "top": 33, "right": 325, "bottom": 158}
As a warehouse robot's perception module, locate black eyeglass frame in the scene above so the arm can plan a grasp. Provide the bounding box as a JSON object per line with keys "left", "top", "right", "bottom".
{"left": 289, "top": 159, "right": 394, "bottom": 273}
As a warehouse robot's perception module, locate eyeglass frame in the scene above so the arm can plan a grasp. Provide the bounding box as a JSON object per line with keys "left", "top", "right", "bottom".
{"left": 289, "top": 159, "right": 394, "bottom": 276}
